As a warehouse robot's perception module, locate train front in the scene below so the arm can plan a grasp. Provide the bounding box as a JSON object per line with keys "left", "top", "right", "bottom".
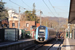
{"left": 35, "top": 26, "right": 48, "bottom": 42}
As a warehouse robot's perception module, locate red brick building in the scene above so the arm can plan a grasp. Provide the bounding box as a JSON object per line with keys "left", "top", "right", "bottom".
{"left": 9, "top": 20, "right": 35, "bottom": 31}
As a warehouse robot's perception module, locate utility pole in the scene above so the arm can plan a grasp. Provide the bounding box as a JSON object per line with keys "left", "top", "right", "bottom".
{"left": 33, "top": 3, "right": 36, "bottom": 26}
{"left": 18, "top": 7, "right": 20, "bottom": 29}
{"left": 33, "top": 3, "right": 35, "bottom": 11}
{"left": 40, "top": 11, "right": 41, "bottom": 25}
{"left": 40, "top": 11, "right": 42, "bottom": 25}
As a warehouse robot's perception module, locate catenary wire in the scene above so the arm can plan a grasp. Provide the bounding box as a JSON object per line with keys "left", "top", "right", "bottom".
{"left": 21, "top": 0, "right": 31, "bottom": 8}
{"left": 42, "top": 0, "right": 55, "bottom": 16}
{"left": 48, "top": 0, "right": 58, "bottom": 16}
{"left": 9, "top": 0, "right": 25, "bottom": 9}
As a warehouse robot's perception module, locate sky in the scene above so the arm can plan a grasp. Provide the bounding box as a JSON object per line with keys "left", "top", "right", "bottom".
{"left": 3, "top": 0, "right": 70, "bottom": 18}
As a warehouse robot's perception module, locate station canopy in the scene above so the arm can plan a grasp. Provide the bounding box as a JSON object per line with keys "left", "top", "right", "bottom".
{"left": 68, "top": 0, "right": 75, "bottom": 24}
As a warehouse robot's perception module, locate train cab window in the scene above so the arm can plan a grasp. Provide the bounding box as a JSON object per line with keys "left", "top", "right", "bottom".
{"left": 39, "top": 29, "right": 45, "bottom": 34}
{"left": 38, "top": 26, "right": 46, "bottom": 36}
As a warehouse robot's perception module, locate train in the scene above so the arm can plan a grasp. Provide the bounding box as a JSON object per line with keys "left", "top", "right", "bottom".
{"left": 35, "top": 26, "right": 56, "bottom": 42}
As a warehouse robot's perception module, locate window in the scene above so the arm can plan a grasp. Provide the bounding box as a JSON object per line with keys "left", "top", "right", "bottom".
{"left": 13, "top": 16, "right": 17, "bottom": 18}
{"left": 39, "top": 29, "right": 45, "bottom": 34}
{"left": 12, "top": 23, "right": 15, "bottom": 27}
{"left": 26, "top": 23, "right": 29, "bottom": 27}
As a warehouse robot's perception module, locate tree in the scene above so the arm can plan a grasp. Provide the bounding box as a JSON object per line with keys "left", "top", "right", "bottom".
{"left": 22, "top": 3, "right": 39, "bottom": 23}
{"left": 0, "top": 1, "right": 8, "bottom": 20}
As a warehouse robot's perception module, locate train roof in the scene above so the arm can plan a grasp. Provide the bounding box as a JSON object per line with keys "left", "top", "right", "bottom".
{"left": 38, "top": 25, "right": 46, "bottom": 27}
{"left": 38, "top": 26, "right": 55, "bottom": 30}
{"left": 47, "top": 27, "right": 55, "bottom": 30}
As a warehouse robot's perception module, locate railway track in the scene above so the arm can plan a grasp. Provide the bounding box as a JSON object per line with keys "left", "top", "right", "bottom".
{"left": 46, "top": 40, "right": 58, "bottom": 50}
{"left": 23, "top": 39, "right": 63, "bottom": 50}
{"left": 46, "top": 40, "right": 63, "bottom": 50}
{"left": 23, "top": 42, "right": 46, "bottom": 50}
{"left": 33, "top": 39, "right": 57, "bottom": 50}
{"left": 22, "top": 44, "right": 36, "bottom": 50}
{"left": 33, "top": 44, "right": 45, "bottom": 50}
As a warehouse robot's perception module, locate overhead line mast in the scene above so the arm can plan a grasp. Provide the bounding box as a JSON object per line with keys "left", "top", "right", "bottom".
{"left": 18, "top": 7, "right": 20, "bottom": 29}
{"left": 40, "top": 11, "right": 43, "bottom": 26}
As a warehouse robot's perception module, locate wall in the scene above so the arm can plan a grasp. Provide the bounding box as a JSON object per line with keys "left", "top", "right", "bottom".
{"left": 9, "top": 21, "right": 35, "bottom": 31}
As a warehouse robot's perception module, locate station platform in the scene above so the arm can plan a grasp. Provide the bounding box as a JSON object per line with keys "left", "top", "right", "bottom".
{"left": 0, "top": 39, "right": 34, "bottom": 46}
{"left": 61, "top": 38, "right": 75, "bottom": 50}
{"left": 0, "top": 39, "right": 35, "bottom": 50}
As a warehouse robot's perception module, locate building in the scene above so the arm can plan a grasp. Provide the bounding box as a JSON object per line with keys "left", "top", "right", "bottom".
{"left": 8, "top": 10, "right": 35, "bottom": 31}
{"left": 9, "top": 21, "right": 35, "bottom": 31}
{"left": 8, "top": 10, "right": 19, "bottom": 21}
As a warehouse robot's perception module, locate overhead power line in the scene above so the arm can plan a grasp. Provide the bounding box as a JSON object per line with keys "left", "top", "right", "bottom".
{"left": 54, "top": 7, "right": 67, "bottom": 11}
{"left": 42, "top": 0, "right": 55, "bottom": 16}
{"left": 21, "top": 0, "right": 31, "bottom": 8}
{"left": 48, "top": 0, "right": 58, "bottom": 15}
{"left": 9, "top": 0, "right": 25, "bottom": 9}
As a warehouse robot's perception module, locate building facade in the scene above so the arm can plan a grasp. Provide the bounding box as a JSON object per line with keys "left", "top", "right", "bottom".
{"left": 9, "top": 21, "right": 35, "bottom": 31}
{"left": 8, "top": 10, "right": 35, "bottom": 31}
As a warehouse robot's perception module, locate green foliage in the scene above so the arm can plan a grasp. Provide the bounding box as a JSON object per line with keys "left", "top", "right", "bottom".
{"left": 23, "top": 3, "right": 39, "bottom": 23}
{"left": 0, "top": 1, "right": 8, "bottom": 20}
{"left": 24, "top": 10, "right": 39, "bottom": 23}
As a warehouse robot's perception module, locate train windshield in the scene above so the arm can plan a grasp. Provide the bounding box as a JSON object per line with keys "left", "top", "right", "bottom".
{"left": 38, "top": 26, "right": 45, "bottom": 35}
{"left": 39, "top": 29, "right": 45, "bottom": 34}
